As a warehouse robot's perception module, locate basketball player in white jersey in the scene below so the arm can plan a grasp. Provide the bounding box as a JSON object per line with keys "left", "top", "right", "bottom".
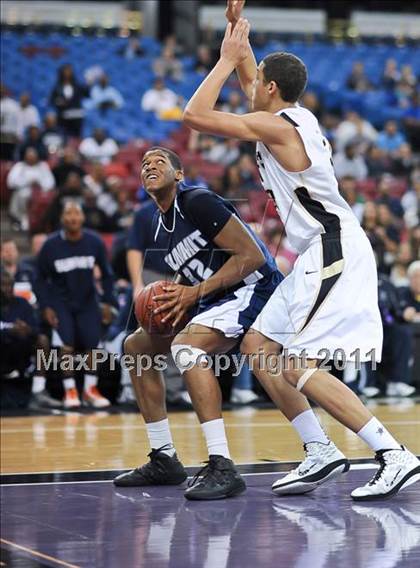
{"left": 183, "top": 1, "right": 420, "bottom": 500}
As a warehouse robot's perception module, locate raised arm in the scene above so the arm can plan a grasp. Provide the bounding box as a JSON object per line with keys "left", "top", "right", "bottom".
{"left": 225, "top": 0, "right": 257, "bottom": 100}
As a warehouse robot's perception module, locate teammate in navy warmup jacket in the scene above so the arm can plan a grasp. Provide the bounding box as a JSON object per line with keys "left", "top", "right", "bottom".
{"left": 113, "top": 147, "right": 283, "bottom": 500}
{"left": 36, "top": 201, "right": 116, "bottom": 409}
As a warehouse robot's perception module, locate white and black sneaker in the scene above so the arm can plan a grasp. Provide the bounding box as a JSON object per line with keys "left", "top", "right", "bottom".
{"left": 272, "top": 441, "right": 350, "bottom": 496}
{"left": 351, "top": 446, "right": 420, "bottom": 501}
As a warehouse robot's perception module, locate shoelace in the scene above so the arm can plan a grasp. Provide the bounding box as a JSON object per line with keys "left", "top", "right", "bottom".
{"left": 369, "top": 453, "right": 387, "bottom": 486}
{"left": 188, "top": 460, "right": 213, "bottom": 488}
{"left": 139, "top": 444, "right": 175, "bottom": 481}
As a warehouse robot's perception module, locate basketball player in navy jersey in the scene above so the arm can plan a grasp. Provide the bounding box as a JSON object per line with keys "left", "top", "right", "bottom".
{"left": 36, "top": 202, "right": 117, "bottom": 408}
{"left": 181, "top": 0, "right": 420, "bottom": 500}
{"left": 113, "top": 146, "right": 283, "bottom": 499}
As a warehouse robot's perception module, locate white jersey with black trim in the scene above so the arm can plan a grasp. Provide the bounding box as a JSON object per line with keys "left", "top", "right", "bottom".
{"left": 256, "top": 106, "right": 361, "bottom": 254}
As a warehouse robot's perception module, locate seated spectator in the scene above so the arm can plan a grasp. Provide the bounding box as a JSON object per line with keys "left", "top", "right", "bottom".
{"left": 403, "top": 91, "right": 420, "bottom": 151}
{"left": 97, "top": 175, "right": 122, "bottom": 218}
{"left": 382, "top": 58, "right": 400, "bottom": 90}
{"left": 301, "top": 91, "right": 322, "bottom": 119}
{"left": 333, "top": 142, "right": 368, "bottom": 180}
{"left": 7, "top": 148, "right": 55, "bottom": 231}
{"left": 390, "top": 242, "right": 414, "bottom": 288}
{"left": 79, "top": 128, "right": 118, "bottom": 165}
{"left": 53, "top": 147, "right": 85, "bottom": 187}
{"left": 19, "top": 125, "right": 48, "bottom": 161}
{"left": 0, "top": 84, "right": 19, "bottom": 160}
{"left": 84, "top": 162, "right": 108, "bottom": 197}
{"left": 335, "top": 111, "right": 377, "bottom": 152}
{"left": 339, "top": 176, "right": 365, "bottom": 222}
{"left": 399, "top": 261, "right": 420, "bottom": 323}
{"left": 16, "top": 92, "right": 40, "bottom": 140}
{"left": 82, "top": 189, "right": 110, "bottom": 233}
{"left": 108, "top": 188, "right": 134, "bottom": 232}
{"left": 0, "top": 268, "right": 38, "bottom": 380}
{"left": 44, "top": 172, "right": 85, "bottom": 231}
{"left": 362, "top": 201, "right": 386, "bottom": 268}
{"left": 49, "top": 63, "right": 88, "bottom": 137}
{"left": 365, "top": 145, "right": 390, "bottom": 178}
{"left": 153, "top": 45, "right": 183, "bottom": 82}
{"left": 376, "top": 203, "right": 400, "bottom": 272}
{"left": 141, "top": 78, "right": 180, "bottom": 118}
{"left": 376, "top": 120, "right": 406, "bottom": 154}
{"left": 87, "top": 74, "right": 124, "bottom": 113}
{"left": 119, "top": 36, "right": 145, "bottom": 59}
{"left": 376, "top": 174, "right": 404, "bottom": 219}
{"left": 346, "top": 62, "right": 373, "bottom": 92}
{"left": 392, "top": 142, "right": 415, "bottom": 179}
{"left": 363, "top": 271, "right": 415, "bottom": 398}
{"left": 41, "top": 113, "right": 65, "bottom": 154}
{"left": 195, "top": 45, "right": 214, "bottom": 74}
{"left": 222, "top": 91, "right": 247, "bottom": 115}
{"left": 0, "top": 239, "right": 37, "bottom": 305}
{"left": 183, "top": 164, "right": 208, "bottom": 188}
{"left": 200, "top": 137, "right": 240, "bottom": 166}
{"left": 401, "top": 175, "right": 420, "bottom": 228}
{"left": 400, "top": 64, "right": 417, "bottom": 90}
{"left": 237, "top": 154, "right": 258, "bottom": 191}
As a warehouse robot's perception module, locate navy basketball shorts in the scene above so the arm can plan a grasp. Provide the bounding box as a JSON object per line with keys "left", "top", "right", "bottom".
{"left": 50, "top": 301, "right": 102, "bottom": 351}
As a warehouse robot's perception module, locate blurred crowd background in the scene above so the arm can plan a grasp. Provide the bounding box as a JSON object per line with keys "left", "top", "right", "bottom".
{"left": 1, "top": 0, "right": 419, "bottom": 412}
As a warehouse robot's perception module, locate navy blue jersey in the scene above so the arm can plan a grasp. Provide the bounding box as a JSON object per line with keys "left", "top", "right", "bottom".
{"left": 36, "top": 229, "right": 116, "bottom": 311}
{"left": 128, "top": 201, "right": 174, "bottom": 275}
{"left": 152, "top": 184, "right": 280, "bottom": 306}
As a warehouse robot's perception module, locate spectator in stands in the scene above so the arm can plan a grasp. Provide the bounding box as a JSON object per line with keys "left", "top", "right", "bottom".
{"left": 0, "top": 268, "right": 37, "bottom": 380}
{"left": 333, "top": 142, "right": 368, "bottom": 180}
{"left": 83, "top": 162, "right": 108, "bottom": 197}
{"left": 346, "top": 62, "right": 373, "bottom": 92}
{"left": 301, "top": 91, "right": 322, "bottom": 120}
{"left": 16, "top": 92, "right": 40, "bottom": 140}
{"left": 390, "top": 242, "right": 414, "bottom": 288}
{"left": 202, "top": 137, "right": 240, "bottom": 166}
{"left": 335, "top": 111, "right": 377, "bottom": 152}
{"left": 377, "top": 120, "right": 406, "bottom": 154}
{"left": 400, "top": 65, "right": 417, "bottom": 90}
{"left": 119, "top": 36, "right": 145, "bottom": 59}
{"left": 108, "top": 188, "right": 134, "bottom": 232}
{"left": 82, "top": 189, "right": 110, "bottom": 233}
{"left": 44, "top": 172, "right": 85, "bottom": 231}
{"left": 79, "top": 128, "right": 118, "bottom": 165}
{"left": 49, "top": 64, "right": 88, "bottom": 137}
{"left": 97, "top": 175, "right": 121, "bottom": 218}
{"left": 362, "top": 201, "right": 386, "bottom": 265}
{"left": 364, "top": 271, "right": 415, "bottom": 398}
{"left": 153, "top": 45, "right": 183, "bottom": 82}
{"left": 382, "top": 58, "right": 400, "bottom": 90}
{"left": 7, "top": 148, "right": 55, "bottom": 231}
{"left": 339, "top": 176, "right": 365, "bottom": 222}
{"left": 401, "top": 175, "right": 420, "bottom": 228}
{"left": 195, "top": 45, "right": 215, "bottom": 74}
{"left": 0, "top": 84, "right": 19, "bottom": 160}
{"left": 0, "top": 238, "right": 37, "bottom": 305}
{"left": 141, "top": 78, "right": 179, "bottom": 118}
{"left": 52, "top": 147, "right": 85, "bottom": 187}
{"left": 87, "top": 74, "right": 124, "bottom": 114}
{"left": 403, "top": 91, "right": 420, "bottom": 151}
{"left": 390, "top": 142, "right": 415, "bottom": 179}
{"left": 376, "top": 174, "right": 404, "bottom": 218}
{"left": 222, "top": 91, "right": 247, "bottom": 115}
{"left": 400, "top": 260, "right": 420, "bottom": 318}
{"left": 183, "top": 164, "right": 208, "bottom": 188}
{"left": 22, "top": 233, "right": 48, "bottom": 272}
{"left": 237, "top": 154, "right": 258, "bottom": 191}
{"left": 366, "top": 145, "right": 389, "bottom": 178}
{"left": 41, "top": 113, "right": 65, "bottom": 154}
{"left": 19, "top": 125, "right": 48, "bottom": 161}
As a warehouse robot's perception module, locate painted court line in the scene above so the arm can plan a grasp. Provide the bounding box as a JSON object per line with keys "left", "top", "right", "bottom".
{"left": 0, "top": 538, "right": 80, "bottom": 568}
{"left": 0, "top": 464, "right": 378, "bottom": 487}
{"left": 1, "top": 419, "right": 419, "bottom": 434}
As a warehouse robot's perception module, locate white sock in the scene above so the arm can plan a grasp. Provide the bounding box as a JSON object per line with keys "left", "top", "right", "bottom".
{"left": 63, "top": 377, "right": 76, "bottom": 390}
{"left": 201, "top": 418, "right": 231, "bottom": 459}
{"left": 357, "top": 417, "right": 401, "bottom": 452}
{"left": 32, "top": 375, "right": 46, "bottom": 394}
{"left": 291, "top": 409, "right": 330, "bottom": 445}
{"left": 146, "top": 419, "right": 176, "bottom": 456}
{"left": 84, "top": 374, "right": 98, "bottom": 390}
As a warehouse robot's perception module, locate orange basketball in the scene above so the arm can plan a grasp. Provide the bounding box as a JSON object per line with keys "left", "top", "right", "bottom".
{"left": 134, "top": 280, "right": 188, "bottom": 335}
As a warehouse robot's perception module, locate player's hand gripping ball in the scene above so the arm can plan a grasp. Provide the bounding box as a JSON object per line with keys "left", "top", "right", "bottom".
{"left": 135, "top": 281, "right": 189, "bottom": 335}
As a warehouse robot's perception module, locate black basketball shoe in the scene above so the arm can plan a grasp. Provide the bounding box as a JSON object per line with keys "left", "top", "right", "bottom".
{"left": 184, "top": 455, "right": 246, "bottom": 500}
{"left": 113, "top": 445, "right": 188, "bottom": 487}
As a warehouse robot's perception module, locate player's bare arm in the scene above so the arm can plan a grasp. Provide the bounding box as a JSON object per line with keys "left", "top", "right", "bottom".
{"left": 153, "top": 214, "right": 265, "bottom": 327}
{"left": 225, "top": 0, "right": 257, "bottom": 100}
{"left": 183, "top": 19, "right": 289, "bottom": 145}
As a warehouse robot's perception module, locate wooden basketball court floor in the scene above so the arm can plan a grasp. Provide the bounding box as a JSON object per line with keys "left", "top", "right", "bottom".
{"left": 1, "top": 401, "right": 420, "bottom": 567}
